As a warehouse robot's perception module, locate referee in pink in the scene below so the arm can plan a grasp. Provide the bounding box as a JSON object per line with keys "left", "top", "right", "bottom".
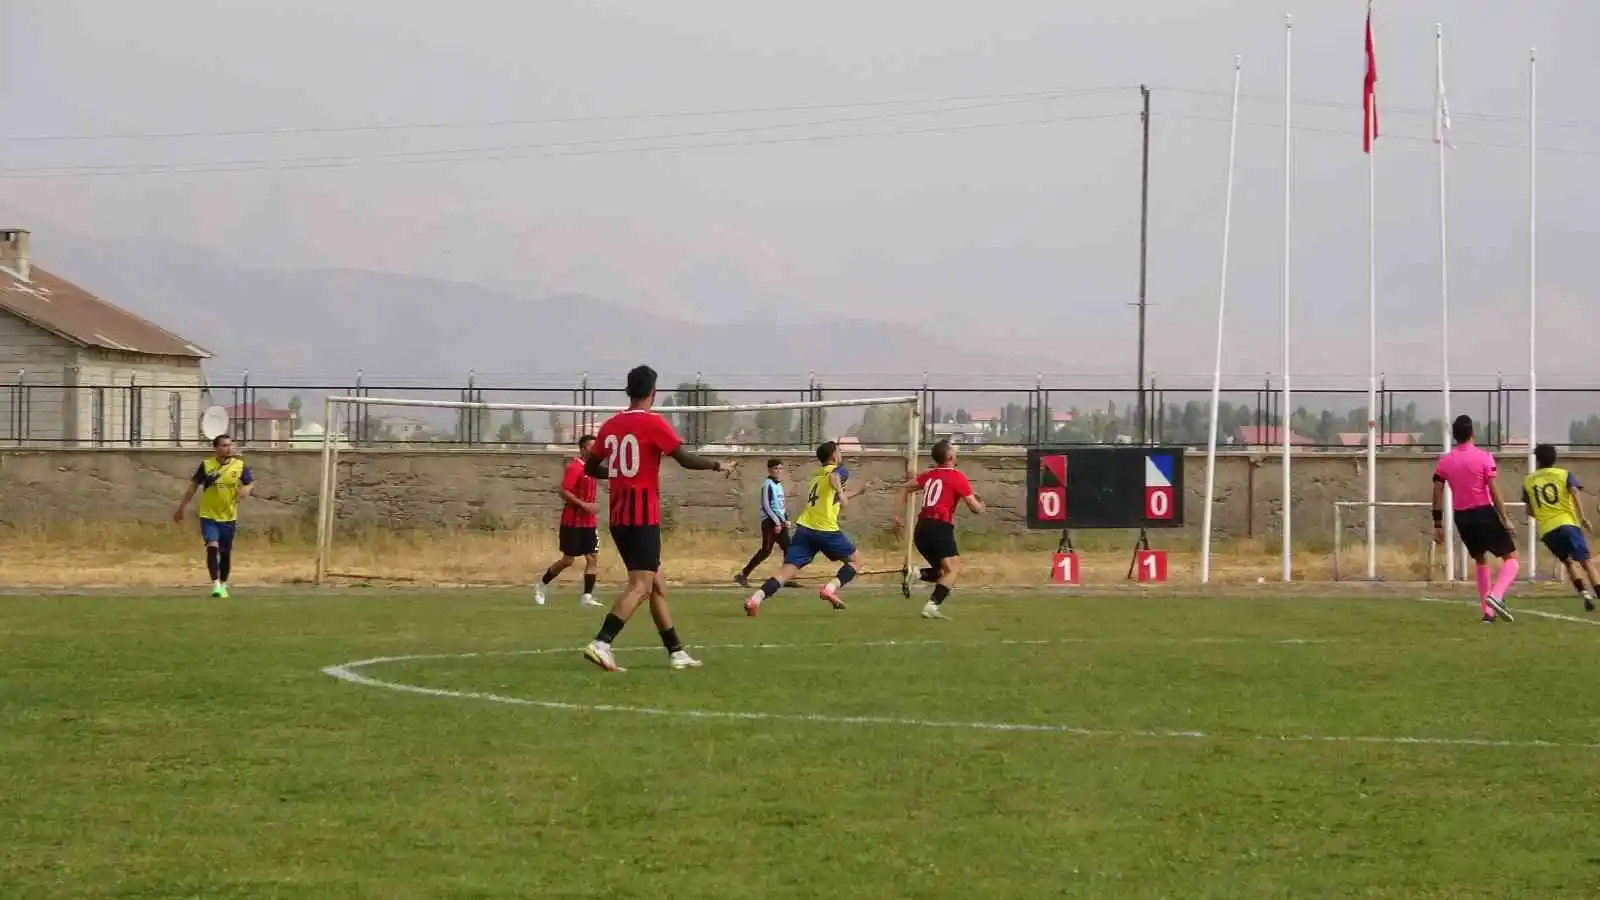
{"left": 1432, "top": 415, "right": 1518, "bottom": 622}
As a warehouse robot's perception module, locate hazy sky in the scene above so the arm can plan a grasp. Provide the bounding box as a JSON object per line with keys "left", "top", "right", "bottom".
{"left": 1, "top": 1, "right": 1595, "bottom": 386}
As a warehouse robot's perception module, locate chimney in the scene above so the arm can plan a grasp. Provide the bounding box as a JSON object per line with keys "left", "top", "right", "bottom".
{"left": 0, "top": 228, "right": 30, "bottom": 282}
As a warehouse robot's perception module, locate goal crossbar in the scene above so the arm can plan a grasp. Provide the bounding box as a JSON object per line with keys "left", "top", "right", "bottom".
{"left": 315, "top": 393, "right": 923, "bottom": 590}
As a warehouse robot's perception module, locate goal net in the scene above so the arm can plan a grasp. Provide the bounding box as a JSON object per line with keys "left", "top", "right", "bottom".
{"left": 312, "top": 392, "right": 924, "bottom": 592}
{"left": 1330, "top": 499, "right": 1554, "bottom": 582}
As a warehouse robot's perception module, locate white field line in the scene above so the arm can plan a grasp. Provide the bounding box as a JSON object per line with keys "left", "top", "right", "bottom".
{"left": 321, "top": 635, "right": 1600, "bottom": 752}
{"left": 1415, "top": 595, "right": 1600, "bottom": 627}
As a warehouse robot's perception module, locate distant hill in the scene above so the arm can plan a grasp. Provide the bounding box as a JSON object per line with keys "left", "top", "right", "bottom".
{"left": 32, "top": 232, "right": 1054, "bottom": 391}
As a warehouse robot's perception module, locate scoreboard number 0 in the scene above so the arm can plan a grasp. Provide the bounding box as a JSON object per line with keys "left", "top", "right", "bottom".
{"left": 1036, "top": 487, "right": 1065, "bottom": 522}
{"left": 1144, "top": 486, "right": 1173, "bottom": 521}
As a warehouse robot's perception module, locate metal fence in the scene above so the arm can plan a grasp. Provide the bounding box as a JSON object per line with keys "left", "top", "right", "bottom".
{"left": 2, "top": 373, "right": 1598, "bottom": 450}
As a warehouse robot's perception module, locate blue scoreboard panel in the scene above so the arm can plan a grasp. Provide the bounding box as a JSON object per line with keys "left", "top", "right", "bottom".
{"left": 1025, "top": 447, "right": 1186, "bottom": 530}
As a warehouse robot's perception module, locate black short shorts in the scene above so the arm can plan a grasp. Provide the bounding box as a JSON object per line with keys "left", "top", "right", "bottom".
{"left": 914, "top": 519, "right": 959, "bottom": 570}
{"left": 1455, "top": 505, "right": 1517, "bottom": 560}
{"left": 609, "top": 524, "right": 662, "bottom": 573}
{"left": 558, "top": 525, "right": 599, "bottom": 557}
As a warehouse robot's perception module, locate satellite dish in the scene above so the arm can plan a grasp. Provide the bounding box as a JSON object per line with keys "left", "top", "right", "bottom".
{"left": 200, "top": 405, "right": 231, "bottom": 441}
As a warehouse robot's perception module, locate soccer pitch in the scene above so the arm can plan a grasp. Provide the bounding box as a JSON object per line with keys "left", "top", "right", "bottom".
{"left": 4, "top": 589, "right": 1599, "bottom": 898}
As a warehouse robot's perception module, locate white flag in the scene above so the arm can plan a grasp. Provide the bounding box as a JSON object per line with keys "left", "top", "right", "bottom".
{"left": 1434, "top": 71, "right": 1455, "bottom": 148}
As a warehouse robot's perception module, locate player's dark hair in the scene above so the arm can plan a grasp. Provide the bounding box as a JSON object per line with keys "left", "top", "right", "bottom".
{"left": 1536, "top": 443, "right": 1557, "bottom": 468}
{"left": 766, "top": 458, "right": 782, "bottom": 470}
{"left": 577, "top": 434, "right": 595, "bottom": 450}
{"left": 212, "top": 434, "right": 230, "bottom": 448}
{"left": 931, "top": 439, "right": 954, "bottom": 465}
{"left": 816, "top": 441, "right": 838, "bottom": 464}
{"left": 1451, "top": 415, "right": 1474, "bottom": 445}
{"left": 625, "top": 365, "right": 657, "bottom": 401}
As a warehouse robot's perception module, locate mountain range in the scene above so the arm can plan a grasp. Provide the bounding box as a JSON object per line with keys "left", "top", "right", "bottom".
{"left": 27, "top": 228, "right": 1055, "bottom": 390}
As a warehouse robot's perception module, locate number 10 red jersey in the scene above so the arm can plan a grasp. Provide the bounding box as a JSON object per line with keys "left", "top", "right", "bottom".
{"left": 916, "top": 466, "right": 973, "bottom": 524}
{"left": 588, "top": 409, "right": 684, "bottom": 527}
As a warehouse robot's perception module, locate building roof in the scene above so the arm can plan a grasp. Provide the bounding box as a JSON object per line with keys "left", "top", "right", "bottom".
{"left": 0, "top": 265, "right": 210, "bottom": 359}
{"left": 1337, "top": 432, "right": 1426, "bottom": 447}
{"left": 1237, "top": 426, "right": 1315, "bottom": 446}
{"left": 226, "top": 402, "right": 294, "bottom": 421}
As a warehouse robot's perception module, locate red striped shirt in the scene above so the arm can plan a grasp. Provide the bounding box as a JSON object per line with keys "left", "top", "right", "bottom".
{"left": 558, "top": 457, "right": 598, "bottom": 528}
{"left": 916, "top": 466, "right": 972, "bottom": 524}
{"left": 589, "top": 409, "right": 682, "bottom": 527}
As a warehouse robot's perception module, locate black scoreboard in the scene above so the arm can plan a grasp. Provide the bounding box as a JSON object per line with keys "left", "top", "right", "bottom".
{"left": 1025, "top": 447, "right": 1186, "bottom": 530}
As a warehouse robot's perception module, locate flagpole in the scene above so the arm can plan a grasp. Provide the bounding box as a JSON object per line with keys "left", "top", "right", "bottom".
{"left": 1365, "top": 3, "right": 1379, "bottom": 581}
{"left": 1281, "top": 14, "right": 1294, "bottom": 583}
{"left": 1200, "top": 54, "right": 1243, "bottom": 585}
{"left": 1436, "top": 23, "right": 1455, "bottom": 582}
{"left": 1527, "top": 47, "right": 1539, "bottom": 580}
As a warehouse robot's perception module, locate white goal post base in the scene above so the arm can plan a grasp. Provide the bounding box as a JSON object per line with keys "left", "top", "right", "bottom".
{"left": 315, "top": 394, "right": 922, "bottom": 589}
{"left": 1331, "top": 500, "right": 1555, "bottom": 583}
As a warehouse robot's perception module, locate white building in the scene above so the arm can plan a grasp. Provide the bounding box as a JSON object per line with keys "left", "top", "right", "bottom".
{"left": 0, "top": 228, "right": 211, "bottom": 446}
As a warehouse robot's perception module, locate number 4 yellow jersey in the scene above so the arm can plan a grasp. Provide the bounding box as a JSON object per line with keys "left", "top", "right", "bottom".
{"left": 795, "top": 464, "right": 842, "bottom": 533}
{"left": 1523, "top": 466, "right": 1582, "bottom": 537}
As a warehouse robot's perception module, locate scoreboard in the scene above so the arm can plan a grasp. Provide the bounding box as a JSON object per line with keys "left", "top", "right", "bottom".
{"left": 1025, "top": 447, "right": 1186, "bottom": 530}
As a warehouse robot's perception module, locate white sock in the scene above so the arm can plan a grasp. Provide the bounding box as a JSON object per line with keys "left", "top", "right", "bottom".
{"left": 747, "top": 591, "right": 763, "bottom": 606}
{"left": 825, "top": 578, "right": 842, "bottom": 593}
{"left": 581, "top": 593, "right": 592, "bottom": 602}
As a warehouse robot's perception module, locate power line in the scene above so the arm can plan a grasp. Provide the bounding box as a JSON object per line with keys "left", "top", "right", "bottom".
{"left": 1164, "top": 113, "right": 1600, "bottom": 157}
{"left": 1, "top": 86, "right": 1138, "bottom": 144}
{"left": 0, "top": 112, "right": 1137, "bottom": 179}
{"left": 1154, "top": 84, "right": 1600, "bottom": 132}
{"left": 0, "top": 94, "right": 1114, "bottom": 176}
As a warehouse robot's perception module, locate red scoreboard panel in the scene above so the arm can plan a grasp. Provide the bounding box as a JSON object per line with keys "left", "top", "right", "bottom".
{"left": 1025, "top": 447, "right": 1186, "bottom": 530}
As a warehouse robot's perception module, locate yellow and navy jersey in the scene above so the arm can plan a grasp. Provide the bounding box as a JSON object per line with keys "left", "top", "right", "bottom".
{"left": 795, "top": 464, "right": 843, "bottom": 533}
{"left": 193, "top": 456, "right": 253, "bottom": 523}
{"left": 1522, "top": 466, "right": 1582, "bottom": 537}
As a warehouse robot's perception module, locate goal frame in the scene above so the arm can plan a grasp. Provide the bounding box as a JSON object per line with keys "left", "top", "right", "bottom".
{"left": 314, "top": 393, "right": 923, "bottom": 591}
{"left": 1330, "top": 499, "right": 1548, "bottom": 582}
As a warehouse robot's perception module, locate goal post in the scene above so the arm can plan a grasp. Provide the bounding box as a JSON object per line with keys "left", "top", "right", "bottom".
{"left": 315, "top": 393, "right": 923, "bottom": 591}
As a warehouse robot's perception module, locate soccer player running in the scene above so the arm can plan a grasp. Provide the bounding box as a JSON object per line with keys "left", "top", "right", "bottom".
{"left": 1522, "top": 443, "right": 1598, "bottom": 612}
{"left": 581, "top": 365, "right": 738, "bottom": 673}
{"left": 735, "top": 459, "right": 790, "bottom": 589}
{"left": 894, "top": 439, "right": 986, "bottom": 620}
{"left": 1432, "top": 415, "right": 1518, "bottom": 622}
{"left": 172, "top": 434, "right": 254, "bottom": 598}
{"left": 744, "top": 440, "right": 872, "bottom": 615}
{"left": 535, "top": 434, "right": 603, "bottom": 609}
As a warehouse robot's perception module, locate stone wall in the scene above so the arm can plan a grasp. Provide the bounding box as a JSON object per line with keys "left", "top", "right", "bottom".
{"left": 2, "top": 447, "right": 1594, "bottom": 547}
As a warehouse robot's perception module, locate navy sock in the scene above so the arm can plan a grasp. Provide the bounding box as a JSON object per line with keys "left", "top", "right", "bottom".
{"left": 595, "top": 613, "right": 626, "bottom": 644}
{"left": 583, "top": 573, "right": 597, "bottom": 594}
{"left": 931, "top": 584, "right": 951, "bottom": 606}
{"left": 659, "top": 627, "right": 683, "bottom": 654}
{"left": 219, "top": 549, "right": 232, "bottom": 582}
{"left": 835, "top": 565, "right": 856, "bottom": 587}
{"left": 206, "top": 547, "right": 220, "bottom": 581}
{"left": 760, "top": 577, "right": 782, "bottom": 599}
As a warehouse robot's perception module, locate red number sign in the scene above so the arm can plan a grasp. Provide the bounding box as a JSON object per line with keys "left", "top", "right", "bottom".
{"left": 1145, "top": 486, "right": 1173, "bottom": 521}
{"left": 1134, "top": 549, "right": 1168, "bottom": 584}
{"left": 1051, "top": 552, "right": 1081, "bottom": 585}
{"left": 1037, "top": 486, "right": 1066, "bottom": 523}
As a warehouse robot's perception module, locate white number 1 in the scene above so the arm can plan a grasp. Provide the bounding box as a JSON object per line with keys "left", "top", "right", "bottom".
{"left": 923, "top": 480, "right": 944, "bottom": 509}
{"left": 1141, "top": 554, "right": 1158, "bottom": 578}
{"left": 1056, "top": 555, "right": 1075, "bottom": 580}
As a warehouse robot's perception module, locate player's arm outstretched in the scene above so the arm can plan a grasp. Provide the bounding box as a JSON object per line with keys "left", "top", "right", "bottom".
{"left": 962, "top": 491, "right": 987, "bottom": 515}
{"left": 892, "top": 476, "right": 922, "bottom": 527}
{"left": 669, "top": 446, "right": 738, "bottom": 478}
{"left": 835, "top": 471, "right": 872, "bottom": 508}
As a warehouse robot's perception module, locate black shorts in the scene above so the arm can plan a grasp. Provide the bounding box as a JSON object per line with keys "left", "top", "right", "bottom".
{"left": 558, "top": 525, "right": 598, "bottom": 557}
{"left": 914, "top": 519, "right": 959, "bottom": 569}
{"left": 610, "top": 524, "right": 662, "bottom": 573}
{"left": 1455, "top": 506, "right": 1517, "bottom": 560}
{"left": 760, "top": 520, "right": 791, "bottom": 552}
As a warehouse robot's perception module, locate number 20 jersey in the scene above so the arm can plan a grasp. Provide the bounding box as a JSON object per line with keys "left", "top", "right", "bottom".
{"left": 589, "top": 409, "right": 683, "bottom": 527}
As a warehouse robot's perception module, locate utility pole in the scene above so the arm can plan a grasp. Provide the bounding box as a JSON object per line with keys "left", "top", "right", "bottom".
{"left": 1135, "top": 85, "right": 1152, "bottom": 444}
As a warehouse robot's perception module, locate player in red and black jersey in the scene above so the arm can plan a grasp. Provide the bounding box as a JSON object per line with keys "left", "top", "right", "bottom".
{"left": 534, "top": 435, "right": 603, "bottom": 609}
{"left": 581, "top": 364, "right": 738, "bottom": 673}
{"left": 894, "top": 439, "right": 985, "bottom": 619}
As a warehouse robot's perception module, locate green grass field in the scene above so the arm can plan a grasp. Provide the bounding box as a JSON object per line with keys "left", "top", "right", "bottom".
{"left": 4, "top": 587, "right": 1600, "bottom": 898}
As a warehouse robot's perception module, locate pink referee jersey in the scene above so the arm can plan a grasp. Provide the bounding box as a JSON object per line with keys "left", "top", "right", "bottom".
{"left": 1434, "top": 443, "right": 1497, "bottom": 511}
